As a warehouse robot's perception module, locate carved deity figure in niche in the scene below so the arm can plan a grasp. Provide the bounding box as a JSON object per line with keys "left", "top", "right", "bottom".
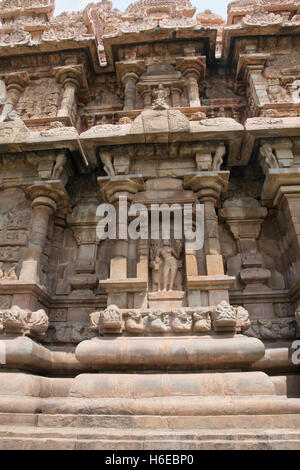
{"left": 152, "top": 84, "right": 170, "bottom": 110}
{"left": 151, "top": 240, "right": 183, "bottom": 292}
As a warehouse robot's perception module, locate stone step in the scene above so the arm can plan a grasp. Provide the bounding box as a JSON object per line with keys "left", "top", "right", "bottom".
{"left": 0, "top": 428, "right": 300, "bottom": 450}
{"left": 1, "top": 425, "right": 300, "bottom": 441}
{"left": 2, "top": 412, "right": 300, "bottom": 430}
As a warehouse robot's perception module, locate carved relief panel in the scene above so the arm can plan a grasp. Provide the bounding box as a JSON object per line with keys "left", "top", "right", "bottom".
{"left": 17, "top": 78, "right": 62, "bottom": 120}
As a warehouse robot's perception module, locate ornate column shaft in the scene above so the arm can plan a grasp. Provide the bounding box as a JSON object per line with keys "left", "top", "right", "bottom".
{"left": 185, "top": 71, "right": 201, "bottom": 107}
{"left": 184, "top": 172, "right": 233, "bottom": 306}
{"left": 198, "top": 188, "right": 222, "bottom": 257}
{"left": 18, "top": 182, "right": 68, "bottom": 285}
{"left": 176, "top": 57, "right": 206, "bottom": 108}
{"left": 122, "top": 73, "right": 139, "bottom": 111}
{"left": 236, "top": 54, "right": 270, "bottom": 113}
{"left": 54, "top": 64, "right": 88, "bottom": 119}
{"left": 58, "top": 78, "right": 79, "bottom": 117}
{"left": 171, "top": 86, "right": 183, "bottom": 108}
{"left": 19, "top": 196, "right": 56, "bottom": 284}
{"left": 97, "top": 175, "right": 146, "bottom": 309}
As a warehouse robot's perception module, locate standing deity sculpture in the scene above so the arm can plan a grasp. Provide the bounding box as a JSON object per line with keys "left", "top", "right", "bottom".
{"left": 151, "top": 240, "right": 183, "bottom": 292}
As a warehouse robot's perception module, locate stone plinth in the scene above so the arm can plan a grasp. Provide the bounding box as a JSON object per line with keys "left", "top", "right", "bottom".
{"left": 148, "top": 290, "right": 185, "bottom": 308}
{"left": 75, "top": 335, "right": 265, "bottom": 371}
{"left": 70, "top": 371, "right": 274, "bottom": 399}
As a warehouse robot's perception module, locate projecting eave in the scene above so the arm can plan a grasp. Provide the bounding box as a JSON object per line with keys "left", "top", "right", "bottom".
{"left": 0, "top": 37, "right": 102, "bottom": 74}
{"left": 222, "top": 22, "right": 300, "bottom": 64}
{"left": 103, "top": 25, "right": 218, "bottom": 67}
{"left": 240, "top": 117, "right": 300, "bottom": 166}
{"left": 0, "top": 125, "right": 88, "bottom": 170}
{"left": 79, "top": 116, "right": 244, "bottom": 168}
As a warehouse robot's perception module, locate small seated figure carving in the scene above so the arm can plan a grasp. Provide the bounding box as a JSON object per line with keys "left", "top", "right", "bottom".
{"left": 217, "top": 106, "right": 227, "bottom": 118}
{"left": 5, "top": 266, "right": 18, "bottom": 281}
{"left": 52, "top": 152, "right": 67, "bottom": 180}
{"left": 148, "top": 310, "right": 170, "bottom": 333}
{"left": 0, "top": 265, "right": 18, "bottom": 281}
{"left": 171, "top": 309, "right": 192, "bottom": 333}
{"left": 99, "top": 150, "right": 115, "bottom": 176}
{"left": 126, "top": 310, "right": 145, "bottom": 335}
{"left": 152, "top": 84, "right": 169, "bottom": 110}
{"left": 100, "top": 304, "right": 122, "bottom": 332}
{"left": 193, "top": 309, "right": 212, "bottom": 333}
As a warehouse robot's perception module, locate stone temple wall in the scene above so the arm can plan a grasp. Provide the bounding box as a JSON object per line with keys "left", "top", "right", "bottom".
{"left": 0, "top": 0, "right": 300, "bottom": 450}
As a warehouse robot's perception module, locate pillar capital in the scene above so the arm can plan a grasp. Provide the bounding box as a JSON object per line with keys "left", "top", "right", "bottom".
{"left": 261, "top": 168, "right": 300, "bottom": 207}
{"left": 176, "top": 56, "right": 206, "bottom": 80}
{"left": 54, "top": 64, "right": 88, "bottom": 91}
{"left": 20, "top": 180, "right": 69, "bottom": 213}
{"left": 116, "top": 60, "right": 146, "bottom": 85}
{"left": 184, "top": 171, "right": 230, "bottom": 206}
{"left": 97, "top": 175, "right": 144, "bottom": 203}
{"left": 4, "top": 71, "right": 30, "bottom": 92}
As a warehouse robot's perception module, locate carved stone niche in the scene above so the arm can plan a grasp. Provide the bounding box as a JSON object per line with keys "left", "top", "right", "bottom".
{"left": 0, "top": 305, "right": 48, "bottom": 340}
{"left": 137, "top": 63, "right": 185, "bottom": 109}
{"left": 149, "top": 239, "right": 184, "bottom": 294}
{"left": 220, "top": 197, "right": 271, "bottom": 292}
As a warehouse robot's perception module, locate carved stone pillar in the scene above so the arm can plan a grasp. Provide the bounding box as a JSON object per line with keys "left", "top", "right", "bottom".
{"left": 176, "top": 57, "right": 206, "bottom": 108}
{"left": 116, "top": 61, "right": 146, "bottom": 112}
{"left": 19, "top": 181, "right": 68, "bottom": 286}
{"left": 97, "top": 175, "right": 146, "bottom": 308}
{"left": 54, "top": 64, "right": 88, "bottom": 119}
{"left": 261, "top": 163, "right": 300, "bottom": 306}
{"left": 0, "top": 72, "right": 29, "bottom": 122}
{"left": 184, "top": 171, "right": 234, "bottom": 306}
{"left": 122, "top": 72, "right": 139, "bottom": 111}
{"left": 137, "top": 84, "right": 152, "bottom": 109}
{"left": 47, "top": 213, "right": 67, "bottom": 293}
{"left": 237, "top": 54, "right": 271, "bottom": 113}
{"left": 185, "top": 71, "right": 201, "bottom": 107}
{"left": 220, "top": 198, "right": 270, "bottom": 292}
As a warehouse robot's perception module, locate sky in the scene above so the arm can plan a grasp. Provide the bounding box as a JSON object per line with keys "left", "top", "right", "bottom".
{"left": 54, "top": 0, "right": 231, "bottom": 19}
